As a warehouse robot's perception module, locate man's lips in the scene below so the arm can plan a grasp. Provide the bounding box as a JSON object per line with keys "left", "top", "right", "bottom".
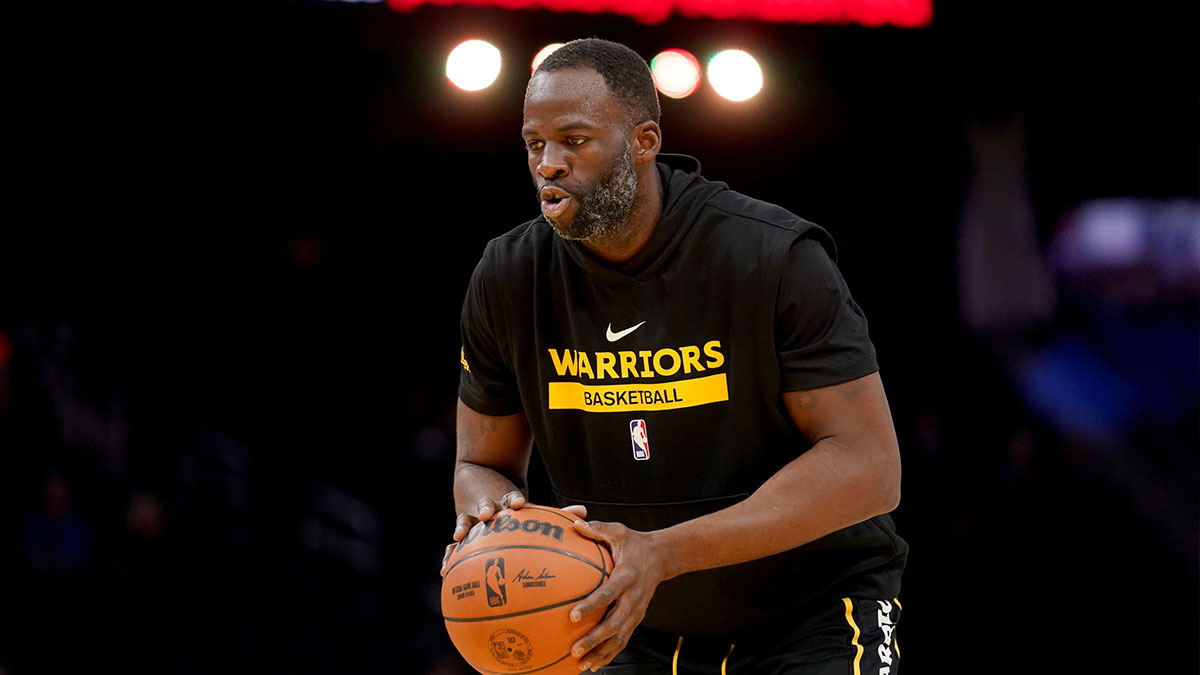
{"left": 539, "top": 186, "right": 574, "bottom": 219}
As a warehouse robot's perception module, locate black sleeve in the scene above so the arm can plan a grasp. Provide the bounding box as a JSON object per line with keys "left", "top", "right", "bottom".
{"left": 458, "top": 254, "right": 524, "bottom": 416}
{"left": 775, "top": 236, "right": 879, "bottom": 391}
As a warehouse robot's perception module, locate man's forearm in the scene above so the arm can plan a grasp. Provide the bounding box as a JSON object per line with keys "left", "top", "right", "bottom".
{"left": 453, "top": 400, "right": 534, "bottom": 517}
{"left": 653, "top": 434, "right": 900, "bottom": 580}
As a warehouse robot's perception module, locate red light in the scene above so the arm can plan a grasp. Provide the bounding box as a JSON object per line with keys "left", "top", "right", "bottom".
{"left": 0, "top": 331, "right": 11, "bottom": 371}
{"left": 650, "top": 49, "right": 702, "bottom": 99}
{"left": 385, "top": 0, "right": 930, "bottom": 26}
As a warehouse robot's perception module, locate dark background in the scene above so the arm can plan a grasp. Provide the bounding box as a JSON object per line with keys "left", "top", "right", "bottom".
{"left": 2, "top": 0, "right": 1197, "bottom": 673}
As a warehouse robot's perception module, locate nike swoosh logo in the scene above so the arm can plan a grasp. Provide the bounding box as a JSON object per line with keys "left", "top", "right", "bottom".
{"left": 606, "top": 321, "right": 647, "bottom": 342}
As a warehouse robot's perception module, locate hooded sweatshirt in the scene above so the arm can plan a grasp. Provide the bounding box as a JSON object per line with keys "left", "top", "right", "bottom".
{"left": 459, "top": 153, "right": 906, "bottom": 638}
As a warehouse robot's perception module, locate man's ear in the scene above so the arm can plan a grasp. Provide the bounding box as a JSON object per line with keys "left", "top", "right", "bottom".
{"left": 631, "top": 121, "right": 662, "bottom": 164}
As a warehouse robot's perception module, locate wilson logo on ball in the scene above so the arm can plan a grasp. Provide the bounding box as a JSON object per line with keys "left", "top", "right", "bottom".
{"left": 462, "top": 514, "right": 565, "bottom": 546}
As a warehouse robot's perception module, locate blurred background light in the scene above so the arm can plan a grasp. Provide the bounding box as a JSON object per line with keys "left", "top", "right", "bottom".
{"left": 0, "top": 331, "right": 11, "bottom": 371}
{"left": 446, "top": 39, "right": 502, "bottom": 91}
{"left": 707, "top": 49, "right": 763, "bottom": 102}
{"left": 531, "top": 43, "right": 565, "bottom": 71}
{"left": 650, "top": 48, "right": 702, "bottom": 99}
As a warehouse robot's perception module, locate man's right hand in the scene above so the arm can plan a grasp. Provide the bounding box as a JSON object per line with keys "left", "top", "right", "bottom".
{"left": 440, "top": 494, "right": 588, "bottom": 576}
{"left": 441, "top": 490, "right": 527, "bottom": 577}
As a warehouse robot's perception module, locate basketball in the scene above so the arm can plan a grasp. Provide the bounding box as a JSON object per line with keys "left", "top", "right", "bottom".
{"left": 441, "top": 504, "right": 614, "bottom": 675}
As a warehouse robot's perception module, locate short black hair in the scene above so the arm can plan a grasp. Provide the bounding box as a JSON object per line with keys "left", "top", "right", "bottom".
{"left": 534, "top": 38, "right": 661, "bottom": 127}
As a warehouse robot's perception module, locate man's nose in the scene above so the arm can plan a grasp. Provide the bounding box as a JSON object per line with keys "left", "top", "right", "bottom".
{"left": 537, "top": 146, "right": 569, "bottom": 180}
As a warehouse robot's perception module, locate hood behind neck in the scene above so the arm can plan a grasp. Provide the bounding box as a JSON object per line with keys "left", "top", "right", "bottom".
{"left": 563, "top": 153, "right": 727, "bottom": 282}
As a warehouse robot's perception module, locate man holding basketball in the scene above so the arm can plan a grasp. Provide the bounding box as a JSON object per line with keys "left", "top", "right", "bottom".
{"left": 447, "top": 38, "right": 907, "bottom": 675}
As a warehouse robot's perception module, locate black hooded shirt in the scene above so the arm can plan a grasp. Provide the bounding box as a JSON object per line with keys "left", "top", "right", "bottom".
{"left": 459, "top": 154, "right": 907, "bottom": 637}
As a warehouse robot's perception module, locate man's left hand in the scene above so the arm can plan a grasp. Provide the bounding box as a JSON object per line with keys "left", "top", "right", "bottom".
{"left": 568, "top": 519, "right": 668, "bottom": 671}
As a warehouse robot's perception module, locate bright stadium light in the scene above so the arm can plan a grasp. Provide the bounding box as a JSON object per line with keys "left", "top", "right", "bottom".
{"left": 707, "top": 49, "right": 763, "bottom": 102}
{"left": 531, "top": 43, "right": 565, "bottom": 71}
{"left": 446, "top": 39, "right": 502, "bottom": 91}
{"left": 650, "top": 49, "right": 702, "bottom": 99}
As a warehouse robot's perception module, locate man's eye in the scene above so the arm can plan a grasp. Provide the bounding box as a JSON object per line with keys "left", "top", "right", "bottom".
{"left": 526, "top": 140, "right": 544, "bottom": 151}
{"left": 566, "top": 137, "right": 586, "bottom": 146}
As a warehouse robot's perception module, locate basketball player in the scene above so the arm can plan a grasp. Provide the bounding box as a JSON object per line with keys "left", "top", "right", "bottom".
{"left": 446, "top": 38, "right": 907, "bottom": 674}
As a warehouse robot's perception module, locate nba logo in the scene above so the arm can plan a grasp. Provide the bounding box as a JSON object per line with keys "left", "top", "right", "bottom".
{"left": 630, "top": 419, "right": 650, "bottom": 461}
{"left": 485, "top": 557, "right": 507, "bottom": 607}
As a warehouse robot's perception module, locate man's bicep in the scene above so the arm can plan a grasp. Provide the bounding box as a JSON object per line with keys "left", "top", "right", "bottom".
{"left": 456, "top": 398, "right": 534, "bottom": 480}
{"left": 782, "top": 372, "right": 897, "bottom": 449}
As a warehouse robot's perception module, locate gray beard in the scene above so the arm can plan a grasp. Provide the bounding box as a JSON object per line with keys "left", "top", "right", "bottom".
{"left": 546, "top": 143, "right": 639, "bottom": 243}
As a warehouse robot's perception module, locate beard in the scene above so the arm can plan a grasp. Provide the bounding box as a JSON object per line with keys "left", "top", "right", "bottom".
{"left": 540, "top": 141, "right": 639, "bottom": 242}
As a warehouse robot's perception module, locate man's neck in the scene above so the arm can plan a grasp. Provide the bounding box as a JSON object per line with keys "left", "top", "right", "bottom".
{"left": 579, "top": 168, "right": 664, "bottom": 265}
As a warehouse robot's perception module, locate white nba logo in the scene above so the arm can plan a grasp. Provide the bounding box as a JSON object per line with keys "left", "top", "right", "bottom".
{"left": 630, "top": 419, "right": 649, "bottom": 461}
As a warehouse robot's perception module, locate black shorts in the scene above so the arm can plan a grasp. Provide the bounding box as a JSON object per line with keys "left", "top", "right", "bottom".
{"left": 600, "top": 597, "right": 902, "bottom": 675}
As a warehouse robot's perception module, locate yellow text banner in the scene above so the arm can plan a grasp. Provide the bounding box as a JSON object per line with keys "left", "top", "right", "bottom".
{"left": 547, "top": 374, "right": 728, "bottom": 413}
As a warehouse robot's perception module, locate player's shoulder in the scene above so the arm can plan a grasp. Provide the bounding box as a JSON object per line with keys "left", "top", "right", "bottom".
{"left": 468, "top": 217, "right": 557, "bottom": 292}
{"left": 702, "top": 187, "right": 836, "bottom": 259}
{"left": 478, "top": 217, "right": 554, "bottom": 266}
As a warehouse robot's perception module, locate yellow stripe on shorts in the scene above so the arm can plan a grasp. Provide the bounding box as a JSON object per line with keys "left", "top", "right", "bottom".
{"left": 843, "top": 597, "right": 864, "bottom": 675}
{"left": 893, "top": 597, "right": 902, "bottom": 658}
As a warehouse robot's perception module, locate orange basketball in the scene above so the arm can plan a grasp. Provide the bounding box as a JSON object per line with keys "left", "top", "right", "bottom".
{"left": 441, "top": 504, "right": 613, "bottom": 675}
